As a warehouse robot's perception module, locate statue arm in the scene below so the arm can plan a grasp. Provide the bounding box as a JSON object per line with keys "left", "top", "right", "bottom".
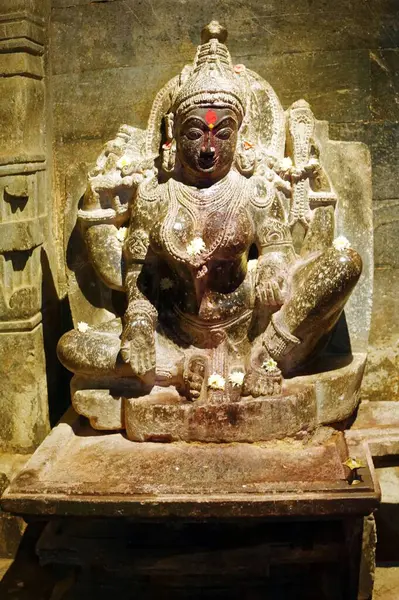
{"left": 84, "top": 224, "right": 126, "bottom": 291}
{"left": 79, "top": 124, "right": 158, "bottom": 294}
{"left": 252, "top": 193, "right": 296, "bottom": 308}
{"left": 119, "top": 195, "right": 159, "bottom": 377}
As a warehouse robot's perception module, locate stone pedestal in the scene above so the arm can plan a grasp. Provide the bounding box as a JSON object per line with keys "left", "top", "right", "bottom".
{"left": 1, "top": 411, "right": 380, "bottom": 599}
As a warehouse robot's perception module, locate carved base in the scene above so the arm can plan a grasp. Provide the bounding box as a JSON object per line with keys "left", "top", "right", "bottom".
{"left": 71, "top": 353, "right": 367, "bottom": 442}
{"left": 124, "top": 386, "right": 315, "bottom": 443}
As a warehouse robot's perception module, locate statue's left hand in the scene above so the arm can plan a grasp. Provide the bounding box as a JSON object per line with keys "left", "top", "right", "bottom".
{"left": 120, "top": 314, "right": 156, "bottom": 379}
{"left": 255, "top": 263, "right": 287, "bottom": 308}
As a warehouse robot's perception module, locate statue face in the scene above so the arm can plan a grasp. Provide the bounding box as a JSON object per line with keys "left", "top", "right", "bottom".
{"left": 175, "top": 107, "right": 240, "bottom": 186}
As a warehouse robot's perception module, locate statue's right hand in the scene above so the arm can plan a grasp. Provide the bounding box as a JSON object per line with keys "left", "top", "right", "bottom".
{"left": 120, "top": 314, "right": 156, "bottom": 378}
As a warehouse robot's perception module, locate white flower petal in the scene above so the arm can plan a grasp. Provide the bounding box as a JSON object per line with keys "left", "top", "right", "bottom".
{"left": 228, "top": 371, "right": 245, "bottom": 387}
{"left": 77, "top": 321, "right": 90, "bottom": 333}
{"left": 333, "top": 235, "right": 351, "bottom": 251}
{"left": 207, "top": 373, "right": 226, "bottom": 391}
{"left": 187, "top": 237, "right": 206, "bottom": 256}
{"left": 280, "top": 157, "right": 293, "bottom": 171}
{"left": 262, "top": 358, "right": 278, "bottom": 372}
{"left": 116, "top": 227, "right": 128, "bottom": 242}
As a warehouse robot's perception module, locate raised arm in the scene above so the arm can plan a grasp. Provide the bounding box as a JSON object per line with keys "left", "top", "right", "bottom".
{"left": 78, "top": 125, "right": 156, "bottom": 293}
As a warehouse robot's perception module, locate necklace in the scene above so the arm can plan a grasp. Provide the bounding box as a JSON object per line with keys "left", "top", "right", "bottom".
{"left": 161, "top": 171, "right": 247, "bottom": 266}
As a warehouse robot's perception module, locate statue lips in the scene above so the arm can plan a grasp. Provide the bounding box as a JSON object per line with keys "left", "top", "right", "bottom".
{"left": 198, "top": 153, "right": 218, "bottom": 171}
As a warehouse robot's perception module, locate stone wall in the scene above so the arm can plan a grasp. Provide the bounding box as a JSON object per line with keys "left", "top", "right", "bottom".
{"left": 49, "top": 0, "right": 399, "bottom": 401}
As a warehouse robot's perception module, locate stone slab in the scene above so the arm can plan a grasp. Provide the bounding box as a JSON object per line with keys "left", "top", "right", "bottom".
{"left": 374, "top": 466, "right": 399, "bottom": 562}
{"left": 346, "top": 400, "right": 399, "bottom": 456}
{"left": 374, "top": 565, "right": 399, "bottom": 600}
{"left": 1, "top": 413, "right": 379, "bottom": 519}
{"left": 329, "top": 122, "right": 399, "bottom": 202}
{"left": 0, "top": 453, "right": 29, "bottom": 558}
{"left": 0, "top": 325, "right": 50, "bottom": 453}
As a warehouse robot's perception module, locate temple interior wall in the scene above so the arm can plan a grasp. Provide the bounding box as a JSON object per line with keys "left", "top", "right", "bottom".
{"left": 49, "top": 0, "right": 399, "bottom": 404}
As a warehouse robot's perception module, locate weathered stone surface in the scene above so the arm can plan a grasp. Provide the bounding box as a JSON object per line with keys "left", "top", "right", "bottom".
{"left": 374, "top": 200, "right": 399, "bottom": 270}
{"left": 302, "top": 353, "right": 366, "bottom": 425}
{"left": 0, "top": 513, "right": 26, "bottom": 559}
{"left": 363, "top": 342, "right": 399, "bottom": 403}
{"left": 125, "top": 386, "right": 316, "bottom": 443}
{"left": 319, "top": 134, "right": 373, "bottom": 353}
{"left": 370, "top": 48, "right": 399, "bottom": 123}
{"left": 0, "top": 453, "right": 29, "bottom": 558}
{"left": 2, "top": 416, "right": 379, "bottom": 519}
{"left": 352, "top": 400, "right": 399, "bottom": 431}
{"left": 374, "top": 565, "right": 399, "bottom": 600}
{"left": 329, "top": 122, "right": 399, "bottom": 202}
{"left": 374, "top": 466, "right": 399, "bottom": 561}
{"left": 50, "top": 0, "right": 399, "bottom": 76}
{"left": 0, "top": 0, "right": 58, "bottom": 459}
{"left": 73, "top": 389, "right": 124, "bottom": 430}
{"left": 52, "top": 50, "right": 371, "bottom": 147}
{"left": 52, "top": 64, "right": 181, "bottom": 142}
{"left": 0, "top": 78, "right": 45, "bottom": 164}
{"left": 0, "top": 326, "right": 49, "bottom": 453}
{"left": 370, "top": 267, "right": 399, "bottom": 348}
{"left": 72, "top": 356, "right": 368, "bottom": 438}
{"left": 362, "top": 201, "right": 399, "bottom": 402}
{"left": 247, "top": 50, "right": 371, "bottom": 125}
{"left": 358, "top": 514, "right": 377, "bottom": 600}
{"left": 346, "top": 400, "right": 399, "bottom": 456}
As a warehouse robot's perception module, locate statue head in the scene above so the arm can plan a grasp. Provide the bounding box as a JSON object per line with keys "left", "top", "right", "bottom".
{"left": 163, "top": 22, "right": 248, "bottom": 186}
{"left": 174, "top": 106, "right": 240, "bottom": 186}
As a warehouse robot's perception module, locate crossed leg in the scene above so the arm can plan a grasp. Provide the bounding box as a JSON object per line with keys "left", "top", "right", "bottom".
{"left": 263, "top": 246, "right": 362, "bottom": 375}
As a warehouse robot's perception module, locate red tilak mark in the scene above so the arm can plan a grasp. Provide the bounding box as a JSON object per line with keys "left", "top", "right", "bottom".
{"left": 205, "top": 109, "right": 218, "bottom": 125}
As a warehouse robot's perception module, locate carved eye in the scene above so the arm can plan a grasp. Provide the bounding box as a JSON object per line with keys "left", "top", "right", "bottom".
{"left": 215, "top": 128, "right": 233, "bottom": 140}
{"left": 185, "top": 129, "right": 203, "bottom": 141}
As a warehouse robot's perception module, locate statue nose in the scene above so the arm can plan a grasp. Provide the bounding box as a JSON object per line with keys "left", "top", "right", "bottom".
{"left": 201, "top": 134, "right": 215, "bottom": 155}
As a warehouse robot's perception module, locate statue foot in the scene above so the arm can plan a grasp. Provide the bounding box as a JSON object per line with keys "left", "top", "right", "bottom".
{"left": 184, "top": 354, "right": 207, "bottom": 401}
{"left": 242, "top": 346, "right": 282, "bottom": 398}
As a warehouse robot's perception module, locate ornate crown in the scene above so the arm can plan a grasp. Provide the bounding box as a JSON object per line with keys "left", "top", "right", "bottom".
{"left": 172, "top": 21, "right": 247, "bottom": 117}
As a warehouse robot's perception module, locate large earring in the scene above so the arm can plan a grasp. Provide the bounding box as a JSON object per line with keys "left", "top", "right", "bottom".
{"left": 162, "top": 113, "right": 176, "bottom": 173}
{"left": 162, "top": 139, "right": 176, "bottom": 173}
{"left": 236, "top": 139, "right": 257, "bottom": 175}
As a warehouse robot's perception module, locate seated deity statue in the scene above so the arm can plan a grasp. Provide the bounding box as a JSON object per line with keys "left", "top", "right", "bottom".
{"left": 57, "top": 22, "right": 363, "bottom": 442}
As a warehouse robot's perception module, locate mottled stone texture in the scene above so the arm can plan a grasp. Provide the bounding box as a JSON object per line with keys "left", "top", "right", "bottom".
{"left": 50, "top": 0, "right": 399, "bottom": 402}
{"left": 0, "top": 0, "right": 52, "bottom": 454}
{"left": 0, "top": 0, "right": 53, "bottom": 558}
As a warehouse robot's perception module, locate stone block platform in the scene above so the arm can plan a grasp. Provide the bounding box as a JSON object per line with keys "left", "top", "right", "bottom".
{"left": 1, "top": 411, "right": 379, "bottom": 520}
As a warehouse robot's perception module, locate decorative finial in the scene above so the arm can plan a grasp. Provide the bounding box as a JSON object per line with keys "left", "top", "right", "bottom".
{"left": 291, "top": 99, "right": 311, "bottom": 110}
{"left": 201, "top": 21, "right": 228, "bottom": 44}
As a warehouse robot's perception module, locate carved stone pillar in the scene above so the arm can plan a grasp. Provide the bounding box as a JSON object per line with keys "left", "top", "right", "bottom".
{"left": 0, "top": 0, "right": 51, "bottom": 455}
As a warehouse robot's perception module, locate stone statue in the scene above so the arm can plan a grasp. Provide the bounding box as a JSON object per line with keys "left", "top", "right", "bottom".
{"left": 57, "top": 22, "right": 364, "bottom": 442}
